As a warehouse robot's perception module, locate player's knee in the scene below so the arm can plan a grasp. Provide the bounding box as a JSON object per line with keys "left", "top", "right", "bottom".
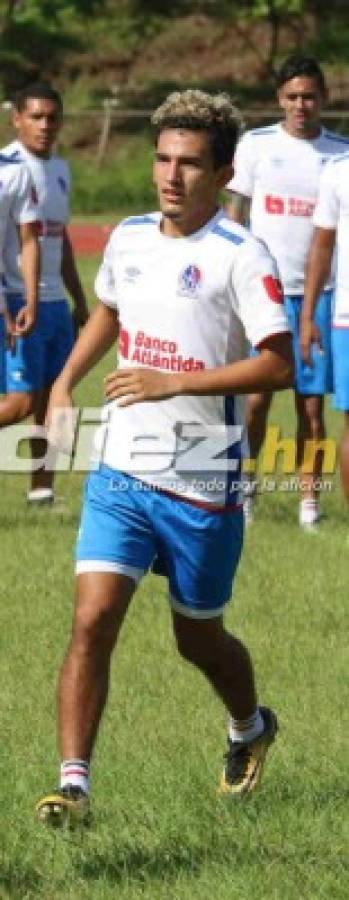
{"left": 72, "top": 604, "right": 117, "bottom": 654}
{"left": 298, "top": 397, "right": 325, "bottom": 440}
{"left": 248, "top": 392, "right": 271, "bottom": 420}
{"left": 1, "top": 391, "right": 33, "bottom": 423}
{"left": 301, "top": 410, "right": 324, "bottom": 440}
{"left": 175, "top": 625, "right": 220, "bottom": 671}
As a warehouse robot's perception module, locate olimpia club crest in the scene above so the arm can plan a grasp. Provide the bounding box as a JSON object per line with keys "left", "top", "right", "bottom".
{"left": 178, "top": 264, "right": 202, "bottom": 297}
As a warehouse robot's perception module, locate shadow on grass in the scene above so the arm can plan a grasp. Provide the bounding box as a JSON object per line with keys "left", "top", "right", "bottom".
{"left": 0, "top": 512, "right": 80, "bottom": 530}
{"left": 78, "top": 842, "right": 208, "bottom": 883}
{"left": 0, "top": 863, "right": 44, "bottom": 899}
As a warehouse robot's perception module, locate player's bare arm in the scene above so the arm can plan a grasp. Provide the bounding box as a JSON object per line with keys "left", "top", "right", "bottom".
{"left": 105, "top": 332, "right": 293, "bottom": 407}
{"left": 225, "top": 191, "right": 251, "bottom": 226}
{"left": 46, "top": 301, "right": 119, "bottom": 448}
{"left": 300, "top": 226, "right": 335, "bottom": 364}
{"left": 15, "top": 220, "right": 40, "bottom": 335}
{"left": 50, "top": 301, "right": 119, "bottom": 399}
{"left": 61, "top": 227, "right": 89, "bottom": 328}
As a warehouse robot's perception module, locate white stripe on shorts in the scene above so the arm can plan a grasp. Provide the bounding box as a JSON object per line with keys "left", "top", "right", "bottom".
{"left": 75, "top": 560, "right": 145, "bottom": 582}
{"left": 169, "top": 594, "right": 226, "bottom": 619}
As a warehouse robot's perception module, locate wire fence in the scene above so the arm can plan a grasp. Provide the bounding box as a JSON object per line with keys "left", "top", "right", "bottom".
{"left": 2, "top": 104, "right": 349, "bottom": 168}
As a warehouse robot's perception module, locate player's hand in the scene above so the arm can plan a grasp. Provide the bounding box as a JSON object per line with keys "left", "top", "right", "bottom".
{"left": 3, "top": 308, "right": 16, "bottom": 349}
{"left": 104, "top": 367, "right": 181, "bottom": 406}
{"left": 13, "top": 304, "right": 36, "bottom": 336}
{"left": 300, "top": 318, "right": 322, "bottom": 366}
{"left": 45, "top": 381, "right": 77, "bottom": 455}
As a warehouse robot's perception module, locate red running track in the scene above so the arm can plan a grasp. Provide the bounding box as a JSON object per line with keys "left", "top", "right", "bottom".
{"left": 68, "top": 223, "right": 113, "bottom": 255}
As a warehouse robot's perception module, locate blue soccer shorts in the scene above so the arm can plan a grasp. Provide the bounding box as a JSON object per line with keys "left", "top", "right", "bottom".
{"left": 332, "top": 327, "right": 349, "bottom": 412}
{"left": 284, "top": 291, "right": 333, "bottom": 396}
{"left": 76, "top": 465, "right": 244, "bottom": 619}
{"left": 250, "top": 290, "right": 333, "bottom": 394}
{"left": 0, "top": 313, "right": 5, "bottom": 393}
{"left": 5, "top": 295, "right": 74, "bottom": 393}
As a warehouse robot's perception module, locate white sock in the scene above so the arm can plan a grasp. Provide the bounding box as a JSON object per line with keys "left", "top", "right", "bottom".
{"left": 299, "top": 497, "right": 319, "bottom": 525}
{"left": 229, "top": 707, "right": 264, "bottom": 744}
{"left": 60, "top": 759, "right": 90, "bottom": 794}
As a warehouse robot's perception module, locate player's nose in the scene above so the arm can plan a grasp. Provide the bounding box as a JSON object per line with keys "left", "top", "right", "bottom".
{"left": 168, "top": 159, "right": 181, "bottom": 181}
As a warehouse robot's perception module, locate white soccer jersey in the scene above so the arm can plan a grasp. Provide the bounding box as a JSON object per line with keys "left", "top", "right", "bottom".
{"left": 0, "top": 152, "right": 38, "bottom": 311}
{"left": 94, "top": 209, "right": 289, "bottom": 506}
{"left": 226, "top": 123, "right": 349, "bottom": 295}
{"left": 313, "top": 153, "right": 349, "bottom": 327}
{"left": 2, "top": 140, "right": 70, "bottom": 302}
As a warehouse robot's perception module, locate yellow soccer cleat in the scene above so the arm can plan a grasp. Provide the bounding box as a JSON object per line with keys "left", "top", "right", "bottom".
{"left": 219, "top": 706, "right": 278, "bottom": 798}
{"left": 36, "top": 785, "right": 90, "bottom": 827}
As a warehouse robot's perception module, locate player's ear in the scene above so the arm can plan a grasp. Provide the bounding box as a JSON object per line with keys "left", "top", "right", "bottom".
{"left": 12, "top": 109, "right": 21, "bottom": 131}
{"left": 218, "top": 163, "right": 233, "bottom": 189}
{"left": 277, "top": 88, "right": 286, "bottom": 112}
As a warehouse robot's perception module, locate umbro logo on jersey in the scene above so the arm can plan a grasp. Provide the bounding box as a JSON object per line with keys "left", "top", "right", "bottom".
{"left": 178, "top": 264, "right": 202, "bottom": 297}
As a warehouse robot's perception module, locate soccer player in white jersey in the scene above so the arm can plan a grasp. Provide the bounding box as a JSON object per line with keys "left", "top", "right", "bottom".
{"left": 36, "top": 90, "right": 293, "bottom": 826}
{"left": 300, "top": 154, "right": 349, "bottom": 503}
{"left": 0, "top": 81, "right": 89, "bottom": 503}
{"left": 226, "top": 55, "right": 349, "bottom": 529}
{"left": 0, "top": 152, "right": 39, "bottom": 389}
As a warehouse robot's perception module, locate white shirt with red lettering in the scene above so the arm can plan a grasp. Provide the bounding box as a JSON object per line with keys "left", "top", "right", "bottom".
{"left": 0, "top": 152, "right": 38, "bottom": 311}
{"left": 226, "top": 124, "right": 349, "bottom": 295}
{"left": 2, "top": 140, "right": 70, "bottom": 302}
{"left": 94, "top": 209, "right": 289, "bottom": 506}
{"left": 313, "top": 153, "right": 349, "bottom": 327}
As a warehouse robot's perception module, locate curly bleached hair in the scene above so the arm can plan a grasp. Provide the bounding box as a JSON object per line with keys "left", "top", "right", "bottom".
{"left": 151, "top": 89, "right": 244, "bottom": 168}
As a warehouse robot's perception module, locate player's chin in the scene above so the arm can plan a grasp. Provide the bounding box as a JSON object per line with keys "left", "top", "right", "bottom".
{"left": 160, "top": 198, "right": 183, "bottom": 219}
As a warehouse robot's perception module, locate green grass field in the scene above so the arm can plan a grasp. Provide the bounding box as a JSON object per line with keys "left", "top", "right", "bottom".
{"left": 0, "top": 257, "right": 348, "bottom": 899}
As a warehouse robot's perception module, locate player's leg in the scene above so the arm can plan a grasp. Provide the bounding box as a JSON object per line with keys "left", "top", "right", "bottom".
{"left": 172, "top": 611, "right": 257, "bottom": 720}
{"left": 244, "top": 389, "right": 273, "bottom": 521}
{"left": 59, "top": 571, "right": 135, "bottom": 763}
{"left": 287, "top": 291, "right": 332, "bottom": 528}
{"left": 28, "top": 300, "right": 75, "bottom": 504}
{"left": 0, "top": 389, "right": 33, "bottom": 425}
{"left": 339, "top": 412, "right": 349, "bottom": 503}
{"left": 172, "top": 610, "right": 277, "bottom": 797}
{"left": 28, "top": 385, "right": 55, "bottom": 503}
{"left": 0, "top": 295, "right": 38, "bottom": 427}
{"left": 36, "top": 570, "right": 136, "bottom": 827}
{"left": 295, "top": 392, "right": 325, "bottom": 528}
{"left": 154, "top": 492, "right": 277, "bottom": 797}
{"left": 332, "top": 326, "right": 349, "bottom": 504}
{"left": 36, "top": 466, "right": 156, "bottom": 825}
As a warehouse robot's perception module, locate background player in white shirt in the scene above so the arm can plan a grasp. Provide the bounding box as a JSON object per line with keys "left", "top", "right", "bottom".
{"left": 226, "top": 55, "right": 349, "bottom": 528}
{"left": 0, "top": 81, "right": 89, "bottom": 503}
{"left": 0, "top": 153, "right": 39, "bottom": 390}
{"left": 301, "top": 154, "right": 349, "bottom": 503}
{"left": 36, "top": 90, "right": 293, "bottom": 826}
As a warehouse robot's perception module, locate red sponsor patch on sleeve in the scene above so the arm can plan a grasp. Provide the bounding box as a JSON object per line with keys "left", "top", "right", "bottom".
{"left": 262, "top": 275, "right": 284, "bottom": 304}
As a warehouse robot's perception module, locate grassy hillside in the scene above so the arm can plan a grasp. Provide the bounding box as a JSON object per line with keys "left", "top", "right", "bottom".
{"left": 2, "top": 1, "right": 349, "bottom": 214}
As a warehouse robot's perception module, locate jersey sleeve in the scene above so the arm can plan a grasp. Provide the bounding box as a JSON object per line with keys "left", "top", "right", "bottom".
{"left": 94, "top": 228, "right": 119, "bottom": 308}
{"left": 313, "top": 161, "right": 339, "bottom": 230}
{"left": 231, "top": 237, "right": 290, "bottom": 348}
{"left": 10, "top": 164, "right": 39, "bottom": 224}
{"left": 226, "top": 132, "right": 254, "bottom": 198}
